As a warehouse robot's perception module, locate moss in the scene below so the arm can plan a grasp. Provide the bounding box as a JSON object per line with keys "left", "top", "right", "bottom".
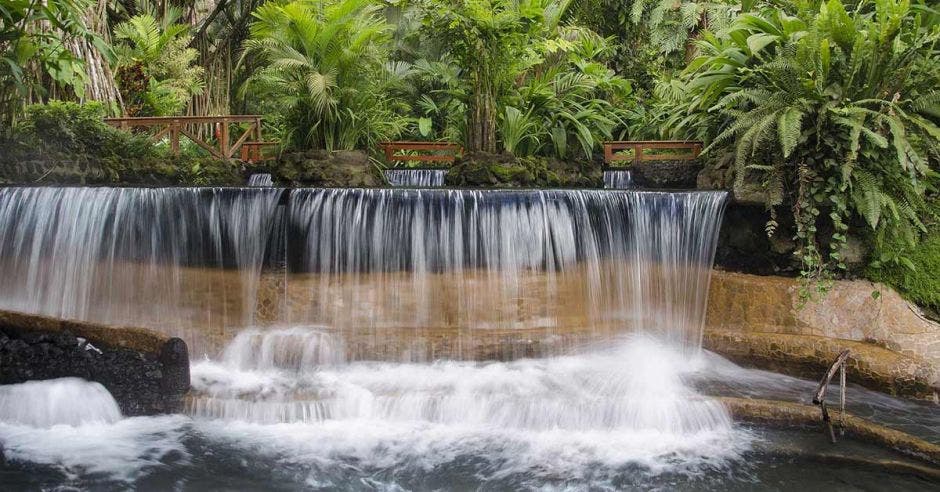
{"left": 0, "top": 101, "right": 243, "bottom": 186}
{"left": 446, "top": 152, "right": 601, "bottom": 188}
{"left": 866, "top": 232, "right": 940, "bottom": 314}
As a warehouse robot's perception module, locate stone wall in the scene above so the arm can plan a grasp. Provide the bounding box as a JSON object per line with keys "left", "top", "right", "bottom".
{"left": 0, "top": 310, "right": 189, "bottom": 416}
{"left": 705, "top": 271, "right": 940, "bottom": 386}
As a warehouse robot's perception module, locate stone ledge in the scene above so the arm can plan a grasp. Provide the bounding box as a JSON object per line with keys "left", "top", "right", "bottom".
{"left": 706, "top": 270, "right": 940, "bottom": 366}
{"left": 0, "top": 309, "right": 189, "bottom": 416}
{"left": 704, "top": 329, "right": 938, "bottom": 400}
{"left": 719, "top": 397, "right": 940, "bottom": 468}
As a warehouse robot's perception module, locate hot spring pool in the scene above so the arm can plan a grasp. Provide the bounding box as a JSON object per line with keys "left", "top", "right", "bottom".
{"left": 1, "top": 334, "right": 936, "bottom": 490}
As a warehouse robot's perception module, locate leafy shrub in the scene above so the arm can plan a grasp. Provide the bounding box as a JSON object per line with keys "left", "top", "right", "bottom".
{"left": 240, "top": 0, "right": 407, "bottom": 151}
{"left": 19, "top": 101, "right": 157, "bottom": 161}
{"left": 678, "top": 0, "right": 940, "bottom": 280}
{"left": 113, "top": 13, "right": 205, "bottom": 116}
{"left": 867, "top": 229, "right": 940, "bottom": 314}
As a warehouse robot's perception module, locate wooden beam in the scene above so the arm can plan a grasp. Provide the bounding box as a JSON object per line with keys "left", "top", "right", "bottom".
{"left": 179, "top": 127, "right": 222, "bottom": 158}
{"left": 228, "top": 122, "right": 256, "bottom": 159}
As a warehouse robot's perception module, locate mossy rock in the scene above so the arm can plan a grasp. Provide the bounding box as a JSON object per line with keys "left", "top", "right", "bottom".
{"left": 446, "top": 152, "right": 600, "bottom": 188}
{"left": 268, "top": 150, "right": 382, "bottom": 187}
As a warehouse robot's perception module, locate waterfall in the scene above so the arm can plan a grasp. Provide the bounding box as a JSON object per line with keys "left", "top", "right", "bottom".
{"left": 0, "top": 378, "right": 122, "bottom": 427}
{"left": 248, "top": 174, "right": 273, "bottom": 187}
{"left": 603, "top": 170, "right": 634, "bottom": 189}
{"left": 384, "top": 169, "right": 447, "bottom": 187}
{"left": 0, "top": 187, "right": 282, "bottom": 354}
{"left": 0, "top": 185, "right": 743, "bottom": 482}
{"left": 287, "top": 189, "right": 727, "bottom": 353}
{"left": 0, "top": 186, "right": 726, "bottom": 356}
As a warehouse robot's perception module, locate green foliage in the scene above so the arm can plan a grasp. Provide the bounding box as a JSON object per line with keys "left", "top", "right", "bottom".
{"left": 240, "top": 0, "right": 407, "bottom": 151}
{"left": 0, "top": 0, "right": 99, "bottom": 130}
{"left": 421, "top": 0, "right": 633, "bottom": 157}
{"left": 19, "top": 101, "right": 155, "bottom": 160}
{"left": 0, "top": 101, "right": 239, "bottom": 185}
{"left": 113, "top": 14, "right": 205, "bottom": 116}
{"left": 629, "top": 0, "right": 741, "bottom": 56}
{"left": 679, "top": 0, "right": 940, "bottom": 280}
{"left": 867, "top": 229, "right": 940, "bottom": 314}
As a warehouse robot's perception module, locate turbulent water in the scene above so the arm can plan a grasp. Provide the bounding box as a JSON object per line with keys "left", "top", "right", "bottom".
{"left": 0, "top": 185, "right": 762, "bottom": 489}
{"left": 603, "top": 170, "right": 634, "bottom": 189}
{"left": 384, "top": 169, "right": 447, "bottom": 187}
{"left": 0, "top": 378, "right": 121, "bottom": 427}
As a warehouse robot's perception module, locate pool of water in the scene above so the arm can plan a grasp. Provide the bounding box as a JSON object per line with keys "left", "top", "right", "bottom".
{"left": 1, "top": 335, "right": 937, "bottom": 490}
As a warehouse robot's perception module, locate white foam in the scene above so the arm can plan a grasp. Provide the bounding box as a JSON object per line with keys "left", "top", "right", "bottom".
{"left": 0, "top": 378, "right": 122, "bottom": 427}
{"left": 188, "top": 334, "right": 750, "bottom": 478}
{"left": 0, "top": 415, "right": 190, "bottom": 482}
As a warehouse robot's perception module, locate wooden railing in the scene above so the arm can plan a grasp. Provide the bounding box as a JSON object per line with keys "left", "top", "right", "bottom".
{"left": 104, "top": 115, "right": 264, "bottom": 160}
{"left": 380, "top": 141, "right": 462, "bottom": 165}
{"left": 603, "top": 140, "right": 703, "bottom": 165}
{"left": 240, "top": 141, "right": 278, "bottom": 163}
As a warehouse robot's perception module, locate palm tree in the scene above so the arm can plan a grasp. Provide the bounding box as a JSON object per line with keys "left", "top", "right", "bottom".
{"left": 240, "top": 0, "right": 405, "bottom": 151}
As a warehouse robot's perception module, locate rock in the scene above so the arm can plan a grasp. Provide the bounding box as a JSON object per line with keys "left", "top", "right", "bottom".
{"left": 706, "top": 270, "right": 940, "bottom": 386}
{"left": 446, "top": 152, "right": 598, "bottom": 188}
{"left": 631, "top": 159, "right": 701, "bottom": 189}
{"left": 839, "top": 234, "right": 870, "bottom": 267}
{"left": 732, "top": 180, "right": 768, "bottom": 206}
{"left": 0, "top": 311, "right": 191, "bottom": 416}
{"left": 270, "top": 150, "right": 383, "bottom": 187}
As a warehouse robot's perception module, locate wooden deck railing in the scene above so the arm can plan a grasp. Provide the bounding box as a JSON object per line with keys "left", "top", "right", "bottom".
{"left": 104, "top": 115, "right": 265, "bottom": 160}
{"left": 380, "top": 141, "right": 462, "bottom": 165}
{"left": 603, "top": 140, "right": 703, "bottom": 165}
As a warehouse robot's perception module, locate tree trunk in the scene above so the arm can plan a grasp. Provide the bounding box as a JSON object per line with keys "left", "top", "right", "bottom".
{"left": 467, "top": 65, "right": 498, "bottom": 153}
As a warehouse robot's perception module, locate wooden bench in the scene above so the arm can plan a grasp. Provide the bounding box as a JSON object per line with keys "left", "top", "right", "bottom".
{"left": 380, "top": 141, "right": 462, "bottom": 165}
{"left": 240, "top": 141, "right": 278, "bottom": 163}
{"left": 603, "top": 140, "right": 702, "bottom": 165}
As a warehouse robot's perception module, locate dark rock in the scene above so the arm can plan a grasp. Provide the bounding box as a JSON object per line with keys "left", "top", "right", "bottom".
{"left": 267, "top": 150, "right": 382, "bottom": 187}
{"left": 0, "top": 323, "right": 191, "bottom": 416}
{"left": 631, "top": 159, "right": 702, "bottom": 189}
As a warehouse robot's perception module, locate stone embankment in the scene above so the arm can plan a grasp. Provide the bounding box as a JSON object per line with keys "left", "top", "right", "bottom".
{"left": 705, "top": 271, "right": 940, "bottom": 400}
{"left": 0, "top": 310, "right": 189, "bottom": 415}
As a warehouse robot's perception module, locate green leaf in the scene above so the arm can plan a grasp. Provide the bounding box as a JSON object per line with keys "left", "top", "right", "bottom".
{"left": 417, "top": 117, "right": 432, "bottom": 137}
{"left": 777, "top": 107, "right": 804, "bottom": 158}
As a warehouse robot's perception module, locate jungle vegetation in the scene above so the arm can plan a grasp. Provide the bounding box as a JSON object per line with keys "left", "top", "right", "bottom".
{"left": 0, "top": 0, "right": 937, "bottom": 303}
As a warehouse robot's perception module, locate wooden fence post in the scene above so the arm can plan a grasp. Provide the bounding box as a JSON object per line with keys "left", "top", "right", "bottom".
{"left": 220, "top": 117, "right": 230, "bottom": 158}
{"left": 170, "top": 120, "right": 180, "bottom": 156}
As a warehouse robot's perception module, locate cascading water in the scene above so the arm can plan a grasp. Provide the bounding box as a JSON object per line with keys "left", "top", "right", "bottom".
{"left": 0, "top": 185, "right": 756, "bottom": 487}
{"left": 0, "top": 378, "right": 122, "bottom": 427}
{"left": 247, "top": 173, "right": 274, "bottom": 187}
{"left": 384, "top": 168, "right": 447, "bottom": 187}
{"left": 286, "top": 188, "right": 727, "bottom": 355}
{"left": 603, "top": 169, "right": 634, "bottom": 189}
{"left": 0, "top": 187, "right": 282, "bottom": 354}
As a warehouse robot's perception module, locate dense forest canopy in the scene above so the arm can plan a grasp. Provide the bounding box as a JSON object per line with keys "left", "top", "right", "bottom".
{"left": 0, "top": 0, "right": 938, "bottom": 302}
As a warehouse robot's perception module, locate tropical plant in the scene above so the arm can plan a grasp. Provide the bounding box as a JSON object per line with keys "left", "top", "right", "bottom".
{"left": 113, "top": 13, "right": 205, "bottom": 116}
{"left": 0, "top": 0, "right": 99, "bottom": 130}
{"left": 628, "top": 0, "right": 743, "bottom": 57}
{"left": 421, "top": 0, "right": 535, "bottom": 153}
{"left": 510, "top": 27, "right": 633, "bottom": 158}
{"left": 422, "top": 0, "right": 632, "bottom": 157}
{"left": 240, "top": 0, "right": 407, "bottom": 151}
{"left": 681, "top": 0, "right": 940, "bottom": 280}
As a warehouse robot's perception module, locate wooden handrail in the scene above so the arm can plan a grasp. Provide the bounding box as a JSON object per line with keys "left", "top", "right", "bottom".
{"left": 380, "top": 141, "right": 462, "bottom": 165}
{"left": 104, "top": 115, "right": 266, "bottom": 160}
{"left": 603, "top": 140, "right": 703, "bottom": 165}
